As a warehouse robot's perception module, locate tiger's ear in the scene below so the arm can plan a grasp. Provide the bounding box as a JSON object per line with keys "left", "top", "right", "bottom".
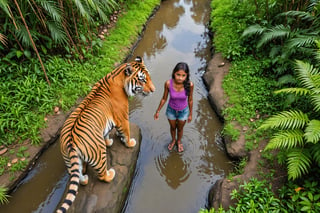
{"left": 135, "top": 56, "right": 143, "bottom": 63}
{"left": 125, "top": 63, "right": 133, "bottom": 76}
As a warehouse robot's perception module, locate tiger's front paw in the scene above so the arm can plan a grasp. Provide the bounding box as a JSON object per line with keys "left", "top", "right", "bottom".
{"left": 126, "top": 138, "right": 136, "bottom": 147}
{"left": 105, "top": 138, "right": 113, "bottom": 147}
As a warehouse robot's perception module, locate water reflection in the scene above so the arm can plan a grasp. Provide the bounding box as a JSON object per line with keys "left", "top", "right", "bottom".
{"left": 124, "top": 1, "right": 233, "bottom": 212}
{"left": 135, "top": 0, "right": 185, "bottom": 58}
{"left": 155, "top": 152, "right": 191, "bottom": 189}
{"left": 189, "top": 0, "right": 210, "bottom": 24}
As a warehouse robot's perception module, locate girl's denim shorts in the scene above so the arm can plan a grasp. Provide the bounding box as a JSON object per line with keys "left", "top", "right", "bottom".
{"left": 166, "top": 105, "right": 189, "bottom": 121}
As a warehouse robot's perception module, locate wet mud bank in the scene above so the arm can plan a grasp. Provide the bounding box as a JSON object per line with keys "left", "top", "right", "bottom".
{"left": 203, "top": 52, "right": 256, "bottom": 209}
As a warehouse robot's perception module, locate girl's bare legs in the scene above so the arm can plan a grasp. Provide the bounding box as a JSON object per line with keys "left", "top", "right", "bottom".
{"left": 176, "top": 120, "right": 186, "bottom": 152}
{"left": 168, "top": 119, "right": 177, "bottom": 150}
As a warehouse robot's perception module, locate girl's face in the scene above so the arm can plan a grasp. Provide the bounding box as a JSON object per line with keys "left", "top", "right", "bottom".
{"left": 174, "top": 69, "right": 187, "bottom": 83}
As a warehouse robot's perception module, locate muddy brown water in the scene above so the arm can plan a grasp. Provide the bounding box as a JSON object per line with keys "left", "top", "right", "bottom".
{"left": 0, "top": 0, "right": 233, "bottom": 212}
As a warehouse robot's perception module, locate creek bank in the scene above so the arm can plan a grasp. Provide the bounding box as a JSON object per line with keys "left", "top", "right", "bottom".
{"left": 202, "top": 53, "right": 287, "bottom": 210}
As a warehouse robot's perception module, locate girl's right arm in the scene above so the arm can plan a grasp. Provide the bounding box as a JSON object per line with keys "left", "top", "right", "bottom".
{"left": 154, "top": 81, "right": 170, "bottom": 120}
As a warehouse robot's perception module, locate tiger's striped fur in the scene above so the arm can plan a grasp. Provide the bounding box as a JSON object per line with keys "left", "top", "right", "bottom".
{"left": 57, "top": 56, "right": 155, "bottom": 213}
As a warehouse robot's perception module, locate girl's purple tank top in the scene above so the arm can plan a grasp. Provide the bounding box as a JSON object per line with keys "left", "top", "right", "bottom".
{"left": 168, "top": 79, "right": 188, "bottom": 110}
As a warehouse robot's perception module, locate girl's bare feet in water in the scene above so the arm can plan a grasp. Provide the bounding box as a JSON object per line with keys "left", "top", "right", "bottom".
{"left": 177, "top": 141, "right": 184, "bottom": 152}
{"left": 168, "top": 140, "right": 175, "bottom": 151}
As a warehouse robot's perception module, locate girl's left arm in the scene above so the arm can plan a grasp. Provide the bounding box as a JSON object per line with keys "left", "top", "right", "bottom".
{"left": 188, "top": 82, "right": 194, "bottom": 123}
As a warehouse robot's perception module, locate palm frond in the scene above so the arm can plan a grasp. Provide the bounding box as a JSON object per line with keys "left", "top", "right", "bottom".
{"left": 257, "top": 25, "right": 291, "bottom": 49}
{"left": 99, "top": 0, "right": 118, "bottom": 12}
{"left": 46, "top": 21, "right": 68, "bottom": 44}
{"left": 38, "top": 0, "right": 63, "bottom": 22}
{"left": 0, "top": 0, "right": 11, "bottom": 17}
{"left": 287, "top": 148, "right": 312, "bottom": 180}
{"left": 0, "top": 33, "right": 8, "bottom": 46}
{"left": 259, "top": 110, "right": 309, "bottom": 130}
{"left": 242, "top": 24, "right": 265, "bottom": 38}
{"left": 304, "top": 119, "right": 320, "bottom": 143}
{"left": 96, "top": 7, "right": 108, "bottom": 23}
{"left": 265, "top": 129, "right": 305, "bottom": 150}
{"left": 72, "top": 0, "right": 91, "bottom": 21}
{"left": 15, "top": 25, "right": 35, "bottom": 48}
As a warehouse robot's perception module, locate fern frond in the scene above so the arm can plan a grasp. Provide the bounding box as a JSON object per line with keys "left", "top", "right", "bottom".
{"left": 295, "top": 60, "right": 320, "bottom": 90}
{"left": 287, "top": 148, "right": 312, "bottom": 180}
{"left": 265, "top": 129, "right": 305, "bottom": 150}
{"left": 286, "top": 36, "right": 317, "bottom": 49}
{"left": 259, "top": 110, "right": 309, "bottom": 130}
{"left": 257, "top": 25, "right": 291, "bottom": 48}
{"left": 280, "top": 11, "right": 316, "bottom": 22}
{"left": 277, "top": 74, "right": 297, "bottom": 85}
{"left": 304, "top": 119, "right": 320, "bottom": 143}
{"left": 274, "top": 88, "right": 310, "bottom": 96}
{"left": 311, "top": 94, "right": 320, "bottom": 112}
{"left": 242, "top": 24, "right": 265, "bottom": 38}
{"left": 310, "top": 143, "right": 320, "bottom": 164}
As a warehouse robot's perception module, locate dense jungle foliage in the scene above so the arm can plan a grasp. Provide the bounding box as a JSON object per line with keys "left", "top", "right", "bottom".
{"left": 200, "top": 0, "right": 320, "bottom": 212}
{"left": 0, "top": 0, "right": 160, "bottom": 145}
{"left": 0, "top": 0, "right": 160, "bottom": 203}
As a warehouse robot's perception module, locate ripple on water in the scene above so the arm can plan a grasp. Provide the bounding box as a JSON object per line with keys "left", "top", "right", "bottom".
{"left": 155, "top": 151, "right": 191, "bottom": 189}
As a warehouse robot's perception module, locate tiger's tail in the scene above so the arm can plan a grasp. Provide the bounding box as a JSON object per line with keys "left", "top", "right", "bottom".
{"left": 57, "top": 142, "right": 84, "bottom": 213}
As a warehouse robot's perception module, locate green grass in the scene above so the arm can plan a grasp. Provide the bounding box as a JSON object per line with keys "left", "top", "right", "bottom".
{"left": 0, "top": 187, "right": 9, "bottom": 204}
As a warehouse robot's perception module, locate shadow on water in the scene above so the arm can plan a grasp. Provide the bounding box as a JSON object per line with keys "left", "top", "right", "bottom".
{"left": 0, "top": 0, "right": 233, "bottom": 212}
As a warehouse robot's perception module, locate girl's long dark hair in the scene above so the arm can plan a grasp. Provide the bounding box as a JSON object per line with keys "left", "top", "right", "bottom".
{"left": 171, "top": 62, "right": 191, "bottom": 96}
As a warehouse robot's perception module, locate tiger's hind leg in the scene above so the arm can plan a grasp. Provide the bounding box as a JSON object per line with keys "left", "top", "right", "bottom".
{"left": 103, "top": 126, "right": 114, "bottom": 147}
{"left": 98, "top": 168, "right": 116, "bottom": 183}
{"left": 66, "top": 157, "right": 88, "bottom": 185}
{"left": 92, "top": 142, "right": 115, "bottom": 183}
{"left": 79, "top": 159, "right": 89, "bottom": 185}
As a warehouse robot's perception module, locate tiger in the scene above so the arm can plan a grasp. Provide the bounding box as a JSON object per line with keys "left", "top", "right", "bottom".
{"left": 56, "top": 56, "right": 155, "bottom": 213}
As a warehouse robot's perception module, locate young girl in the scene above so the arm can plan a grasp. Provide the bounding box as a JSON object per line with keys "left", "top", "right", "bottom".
{"left": 154, "top": 62, "right": 194, "bottom": 152}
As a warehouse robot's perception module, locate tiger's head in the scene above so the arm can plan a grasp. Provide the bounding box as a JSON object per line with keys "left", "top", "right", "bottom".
{"left": 124, "top": 56, "right": 155, "bottom": 97}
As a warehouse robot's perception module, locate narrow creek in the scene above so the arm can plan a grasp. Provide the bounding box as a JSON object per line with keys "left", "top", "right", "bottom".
{"left": 0, "top": 0, "right": 232, "bottom": 212}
